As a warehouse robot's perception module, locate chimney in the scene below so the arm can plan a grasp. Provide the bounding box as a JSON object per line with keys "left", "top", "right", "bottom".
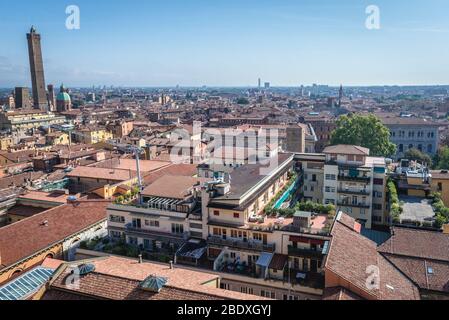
{"left": 138, "top": 254, "right": 143, "bottom": 264}
{"left": 443, "top": 224, "right": 449, "bottom": 235}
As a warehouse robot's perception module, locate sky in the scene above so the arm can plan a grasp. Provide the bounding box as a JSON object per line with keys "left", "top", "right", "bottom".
{"left": 1, "top": 0, "right": 449, "bottom": 87}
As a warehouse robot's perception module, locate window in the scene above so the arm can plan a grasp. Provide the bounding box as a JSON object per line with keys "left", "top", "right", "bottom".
{"left": 171, "top": 223, "right": 184, "bottom": 234}
{"left": 109, "top": 215, "right": 125, "bottom": 223}
{"left": 143, "top": 239, "right": 152, "bottom": 249}
{"left": 145, "top": 220, "right": 159, "bottom": 227}
{"left": 373, "top": 204, "right": 382, "bottom": 211}
{"left": 260, "top": 290, "right": 275, "bottom": 299}
{"left": 213, "top": 210, "right": 220, "bottom": 216}
{"left": 234, "top": 212, "right": 240, "bottom": 219}
{"left": 398, "top": 144, "right": 403, "bottom": 152}
{"left": 128, "top": 237, "right": 138, "bottom": 246}
{"left": 325, "top": 199, "right": 335, "bottom": 205}
{"left": 438, "top": 183, "right": 443, "bottom": 192}
{"left": 220, "top": 283, "right": 230, "bottom": 290}
{"left": 325, "top": 174, "right": 336, "bottom": 181}
{"left": 373, "top": 178, "right": 384, "bottom": 185}
{"left": 373, "top": 191, "right": 382, "bottom": 198}
{"left": 110, "top": 231, "right": 122, "bottom": 238}
{"left": 325, "top": 186, "right": 335, "bottom": 193}
{"left": 356, "top": 155, "right": 363, "bottom": 162}
{"left": 253, "top": 233, "right": 262, "bottom": 242}
{"left": 427, "top": 144, "right": 433, "bottom": 153}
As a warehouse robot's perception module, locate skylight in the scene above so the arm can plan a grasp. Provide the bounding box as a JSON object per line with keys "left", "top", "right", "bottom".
{"left": 0, "top": 267, "right": 54, "bottom": 300}
{"left": 140, "top": 275, "right": 168, "bottom": 293}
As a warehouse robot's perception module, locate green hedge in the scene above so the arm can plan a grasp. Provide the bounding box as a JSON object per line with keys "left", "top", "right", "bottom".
{"left": 388, "top": 179, "right": 402, "bottom": 223}
{"left": 430, "top": 192, "right": 449, "bottom": 229}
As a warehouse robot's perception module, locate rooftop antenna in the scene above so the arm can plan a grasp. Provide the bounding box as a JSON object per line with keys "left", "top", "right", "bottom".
{"left": 133, "top": 146, "right": 144, "bottom": 203}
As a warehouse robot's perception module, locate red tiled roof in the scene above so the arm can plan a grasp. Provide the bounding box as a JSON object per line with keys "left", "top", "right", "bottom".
{"left": 322, "top": 287, "right": 362, "bottom": 300}
{"left": 44, "top": 256, "right": 268, "bottom": 300}
{"left": 378, "top": 227, "right": 449, "bottom": 294}
{"left": 0, "top": 200, "right": 109, "bottom": 270}
{"left": 142, "top": 164, "right": 198, "bottom": 186}
{"left": 325, "top": 213, "right": 420, "bottom": 300}
{"left": 378, "top": 227, "right": 449, "bottom": 262}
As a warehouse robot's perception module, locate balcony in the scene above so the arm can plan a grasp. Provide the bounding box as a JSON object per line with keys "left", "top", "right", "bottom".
{"left": 288, "top": 245, "right": 323, "bottom": 258}
{"left": 337, "top": 174, "right": 371, "bottom": 183}
{"left": 337, "top": 201, "right": 370, "bottom": 209}
{"left": 337, "top": 188, "right": 370, "bottom": 196}
{"left": 123, "top": 223, "right": 190, "bottom": 240}
{"left": 208, "top": 236, "right": 276, "bottom": 253}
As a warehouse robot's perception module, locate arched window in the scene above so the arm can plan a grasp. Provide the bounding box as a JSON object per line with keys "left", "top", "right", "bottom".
{"left": 427, "top": 144, "right": 433, "bottom": 153}
{"left": 399, "top": 144, "right": 404, "bottom": 152}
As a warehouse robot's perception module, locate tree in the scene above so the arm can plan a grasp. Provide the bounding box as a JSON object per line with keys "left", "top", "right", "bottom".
{"left": 330, "top": 114, "right": 396, "bottom": 157}
{"left": 436, "top": 146, "right": 449, "bottom": 170}
{"left": 236, "top": 97, "right": 249, "bottom": 105}
{"left": 404, "top": 148, "right": 433, "bottom": 166}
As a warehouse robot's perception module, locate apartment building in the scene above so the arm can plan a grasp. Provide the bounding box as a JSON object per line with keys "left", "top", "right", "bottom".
{"left": 204, "top": 153, "right": 329, "bottom": 298}
{"left": 104, "top": 153, "right": 334, "bottom": 299}
{"left": 0, "top": 110, "right": 66, "bottom": 131}
{"left": 321, "top": 145, "right": 387, "bottom": 229}
{"left": 380, "top": 116, "right": 440, "bottom": 159}
{"left": 299, "top": 154, "right": 326, "bottom": 203}
{"left": 72, "top": 127, "right": 114, "bottom": 145}
{"left": 107, "top": 176, "right": 209, "bottom": 256}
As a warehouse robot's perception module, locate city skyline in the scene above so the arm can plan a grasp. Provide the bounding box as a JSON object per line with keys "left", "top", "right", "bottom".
{"left": 1, "top": 0, "right": 449, "bottom": 87}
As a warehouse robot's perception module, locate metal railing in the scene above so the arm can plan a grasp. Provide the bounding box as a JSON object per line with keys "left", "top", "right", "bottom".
{"left": 288, "top": 245, "right": 323, "bottom": 258}
{"left": 208, "top": 236, "right": 275, "bottom": 252}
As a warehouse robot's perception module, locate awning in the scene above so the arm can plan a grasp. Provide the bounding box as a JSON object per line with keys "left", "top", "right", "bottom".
{"left": 269, "top": 254, "right": 288, "bottom": 270}
{"left": 256, "top": 253, "right": 273, "bottom": 268}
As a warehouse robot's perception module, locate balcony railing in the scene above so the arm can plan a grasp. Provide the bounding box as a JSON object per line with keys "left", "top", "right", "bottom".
{"left": 337, "top": 175, "right": 371, "bottom": 183}
{"left": 124, "top": 223, "right": 190, "bottom": 240}
{"left": 208, "top": 236, "right": 276, "bottom": 253}
{"left": 337, "top": 201, "right": 370, "bottom": 209}
{"left": 337, "top": 188, "right": 370, "bottom": 196}
{"left": 288, "top": 245, "right": 323, "bottom": 258}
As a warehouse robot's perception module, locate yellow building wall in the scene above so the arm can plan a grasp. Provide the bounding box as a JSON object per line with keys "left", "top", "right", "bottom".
{"left": 408, "top": 189, "right": 426, "bottom": 197}
{"left": 0, "top": 244, "right": 63, "bottom": 285}
{"left": 431, "top": 179, "right": 449, "bottom": 207}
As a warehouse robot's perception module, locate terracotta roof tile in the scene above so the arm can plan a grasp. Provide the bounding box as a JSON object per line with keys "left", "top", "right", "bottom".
{"left": 0, "top": 200, "right": 109, "bottom": 270}
{"left": 325, "top": 213, "right": 420, "bottom": 300}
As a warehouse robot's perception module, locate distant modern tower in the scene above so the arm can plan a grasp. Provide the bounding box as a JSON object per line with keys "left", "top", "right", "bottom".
{"left": 47, "top": 84, "right": 56, "bottom": 111}
{"left": 14, "top": 87, "right": 31, "bottom": 109}
{"left": 264, "top": 82, "right": 270, "bottom": 89}
{"left": 27, "top": 26, "right": 48, "bottom": 110}
{"left": 338, "top": 84, "right": 343, "bottom": 108}
{"left": 258, "top": 78, "right": 261, "bottom": 89}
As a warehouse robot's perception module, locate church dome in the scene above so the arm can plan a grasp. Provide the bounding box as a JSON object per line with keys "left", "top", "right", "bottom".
{"left": 56, "top": 92, "right": 71, "bottom": 102}
{"left": 56, "top": 92, "right": 70, "bottom": 102}
{"left": 57, "top": 84, "right": 71, "bottom": 102}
